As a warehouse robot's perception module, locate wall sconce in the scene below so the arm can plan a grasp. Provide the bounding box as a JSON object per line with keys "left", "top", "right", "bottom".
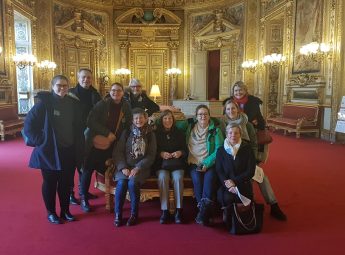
{"left": 100, "top": 72, "right": 110, "bottom": 87}
{"left": 299, "top": 42, "right": 331, "bottom": 62}
{"left": 241, "top": 60, "right": 259, "bottom": 73}
{"left": 262, "top": 53, "right": 286, "bottom": 67}
{"left": 149, "top": 84, "right": 161, "bottom": 103}
{"left": 114, "top": 68, "right": 131, "bottom": 79}
{"left": 37, "top": 60, "right": 57, "bottom": 73}
{"left": 166, "top": 68, "right": 182, "bottom": 77}
{"left": 13, "top": 54, "right": 37, "bottom": 69}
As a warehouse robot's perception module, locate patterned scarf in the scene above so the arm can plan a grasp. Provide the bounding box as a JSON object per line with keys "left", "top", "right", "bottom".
{"left": 130, "top": 124, "right": 151, "bottom": 159}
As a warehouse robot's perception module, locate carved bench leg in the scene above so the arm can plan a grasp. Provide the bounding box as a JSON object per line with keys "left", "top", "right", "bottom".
{"left": 0, "top": 134, "right": 4, "bottom": 141}
{"left": 169, "top": 191, "right": 175, "bottom": 214}
{"left": 109, "top": 194, "right": 115, "bottom": 212}
{"left": 296, "top": 132, "right": 300, "bottom": 138}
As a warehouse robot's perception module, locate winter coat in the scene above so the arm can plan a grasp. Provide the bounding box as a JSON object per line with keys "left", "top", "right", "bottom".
{"left": 215, "top": 141, "right": 256, "bottom": 199}
{"left": 124, "top": 90, "right": 159, "bottom": 116}
{"left": 84, "top": 97, "right": 132, "bottom": 159}
{"left": 24, "top": 91, "right": 84, "bottom": 170}
{"left": 175, "top": 117, "right": 224, "bottom": 169}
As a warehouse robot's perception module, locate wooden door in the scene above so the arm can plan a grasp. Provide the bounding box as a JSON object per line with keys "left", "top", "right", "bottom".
{"left": 130, "top": 49, "right": 168, "bottom": 105}
{"left": 65, "top": 47, "right": 93, "bottom": 86}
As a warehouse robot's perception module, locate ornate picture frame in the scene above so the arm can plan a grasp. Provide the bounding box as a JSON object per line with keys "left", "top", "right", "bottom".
{"left": 292, "top": 0, "right": 323, "bottom": 74}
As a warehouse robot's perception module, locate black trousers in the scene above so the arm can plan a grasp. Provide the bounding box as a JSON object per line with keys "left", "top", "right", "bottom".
{"left": 70, "top": 166, "right": 82, "bottom": 192}
{"left": 41, "top": 146, "right": 75, "bottom": 214}
{"left": 80, "top": 145, "right": 113, "bottom": 196}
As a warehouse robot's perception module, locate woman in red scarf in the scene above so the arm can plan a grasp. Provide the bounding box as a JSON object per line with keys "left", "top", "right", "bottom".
{"left": 223, "top": 81, "right": 266, "bottom": 130}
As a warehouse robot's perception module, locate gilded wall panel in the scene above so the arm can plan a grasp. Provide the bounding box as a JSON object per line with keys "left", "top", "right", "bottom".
{"left": 53, "top": 3, "right": 110, "bottom": 92}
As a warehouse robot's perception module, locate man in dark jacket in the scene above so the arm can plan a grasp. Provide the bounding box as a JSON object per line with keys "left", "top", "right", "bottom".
{"left": 68, "top": 68, "right": 102, "bottom": 204}
{"left": 124, "top": 78, "right": 160, "bottom": 117}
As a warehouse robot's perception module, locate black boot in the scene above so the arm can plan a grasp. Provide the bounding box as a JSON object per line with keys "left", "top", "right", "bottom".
{"left": 69, "top": 190, "right": 79, "bottom": 205}
{"left": 47, "top": 213, "right": 62, "bottom": 224}
{"left": 80, "top": 196, "right": 91, "bottom": 213}
{"left": 195, "top": 199, "right": 213, "bottom": 226}
{"left": 60, "top": 210, "right": 75, "bottom": 222}
{"left": 222, "top": 206, "right": 232, "bottom": 229}
{"left": 174, "top": 208, "right": 183, "bottom": 224}
{"left": 160, "top": 210, "right": 170, "bottom": 224}
{"left": 126, "top": 214, "right": 138, "bottom": 226}
{"left": 270, "top": 203, "right": 287, "bottom": 221}
{"left": 114, "top": 213, "right": 122, "bottom": 227}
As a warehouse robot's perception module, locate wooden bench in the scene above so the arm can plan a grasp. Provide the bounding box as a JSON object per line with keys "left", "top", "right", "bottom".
{"left": 267, "top": 103, "right": 321, "bottom": 138}
{"left": 94, "top": 159, "right": 194, "bottom": 214}
{"left": 0, "top": 105, "right": 24, "bottom": 141}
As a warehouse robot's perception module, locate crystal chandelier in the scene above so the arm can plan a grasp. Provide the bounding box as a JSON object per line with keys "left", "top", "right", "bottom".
{"left": 299, "top": 42, "right": 331, "bottom": 62}
{"left": 13, "top": 54, "right": 37, "bottom": 69}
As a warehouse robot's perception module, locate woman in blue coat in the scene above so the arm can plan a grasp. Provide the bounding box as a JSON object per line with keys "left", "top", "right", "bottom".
{"left": 24, "top": 75, "right": 84, "bottom": 224}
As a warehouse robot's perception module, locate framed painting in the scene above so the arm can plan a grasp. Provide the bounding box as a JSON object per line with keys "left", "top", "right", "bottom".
{"left": 0, "top": 0, "right": 6, "bottom": 75}
{"left": 292, "top": 0, "right": 323, "bottom": 74}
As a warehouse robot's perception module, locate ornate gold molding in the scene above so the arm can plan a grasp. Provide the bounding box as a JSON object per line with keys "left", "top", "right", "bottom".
{"left": 193, "top": 9, "right": 240, "bottom": 50}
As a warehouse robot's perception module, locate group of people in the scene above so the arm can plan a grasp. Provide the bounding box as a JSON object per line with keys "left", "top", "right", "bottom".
{"left": 24, "top": 71, "right": 286, "bottom": 230}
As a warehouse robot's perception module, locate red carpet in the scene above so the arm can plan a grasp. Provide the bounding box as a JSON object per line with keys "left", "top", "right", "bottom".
{"left": 0, "top": 133, "right": 344, "bottom": 255}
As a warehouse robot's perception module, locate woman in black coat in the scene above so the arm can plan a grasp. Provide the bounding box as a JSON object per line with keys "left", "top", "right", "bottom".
{"left": 154, "top": 110, "right": 187, "bottom": 224}
{"left": 80, "top": 83, "right": 132, "bottom": 212}
{"left": 24, "top": 75, "right": 84, "bottom": 224}
{"left": 223, "top": 81, "right": 265, "bottom": 130}
{"left": 215, "top": 123, "right": 256, "bottom": 227}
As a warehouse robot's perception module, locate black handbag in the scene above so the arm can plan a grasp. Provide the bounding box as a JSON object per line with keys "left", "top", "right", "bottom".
{"left": 229, "top": 202, "right": 264, "bottom": 235}
{"left": 161, "top": 158, "right": 186, "bottom": 171}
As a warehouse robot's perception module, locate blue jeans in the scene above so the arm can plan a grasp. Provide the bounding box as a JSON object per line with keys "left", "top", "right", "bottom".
{"left": 190, "top": 165, "right": 216, "bottom": 204}
{"left": 115, "top": 178, "right": 140, "bottom": 216}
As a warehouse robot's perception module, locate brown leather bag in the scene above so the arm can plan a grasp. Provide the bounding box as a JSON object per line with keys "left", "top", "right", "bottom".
{"left": 93, "top": 135, "right": 111, "bottom": 150}
{"left": 92, "top": 110, "right": 124, "bottom": 150}
{"left": 256, "top": 129, "right": 273, "bottom": 145}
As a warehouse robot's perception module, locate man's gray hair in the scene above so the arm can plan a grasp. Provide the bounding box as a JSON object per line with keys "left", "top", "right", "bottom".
{"left": 129, "top": 78, "right": 142, "bottom": 87}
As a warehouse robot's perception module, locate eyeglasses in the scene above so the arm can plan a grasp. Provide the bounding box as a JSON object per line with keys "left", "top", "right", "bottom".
{"left": 197, "top": 113, "right": 209, "bottom": 117}
{"left": 110, "top": 89, "right": 123, "bottom": 93}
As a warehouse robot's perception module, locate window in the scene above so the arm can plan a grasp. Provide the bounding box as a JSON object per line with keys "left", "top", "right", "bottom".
{"left": 14, "top": 11, "right": 34, "bottom": 114}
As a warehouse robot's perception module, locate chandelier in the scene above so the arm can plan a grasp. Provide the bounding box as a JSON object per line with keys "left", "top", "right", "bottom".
{"left": 166, "top": 68, "right": 182, "bottom": 77}
{"left": 13, "top": 54, "right": 37, "bottom": 69}
{"left": 241, "top": 60, "right": 259, "bottom": 73}
{"left": 299, "top": 42, "right": 331, "bottom": 62}
{"left": 262, "top": 53, "right": 286, "bottom": 66}
{"left": 114, "top": 68, "right": 131, "bottom": 78}
{"left": 37, "top": 60, "right": 57, "bottom": 73}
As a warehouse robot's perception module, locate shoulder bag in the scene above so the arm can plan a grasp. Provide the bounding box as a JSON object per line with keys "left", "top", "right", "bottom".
{"left": 229, "top": 202, "right": 264, "bottom": 235}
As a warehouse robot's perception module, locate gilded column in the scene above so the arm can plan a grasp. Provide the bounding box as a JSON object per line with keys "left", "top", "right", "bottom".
{"left": 34, "top": 0, "right": 53, "bottom": 90}
{"left": 167, "top": 41, "right": 179, "bottom": 101}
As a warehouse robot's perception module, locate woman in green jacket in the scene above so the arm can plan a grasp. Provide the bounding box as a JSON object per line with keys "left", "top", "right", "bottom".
{"left": 176, "top": 104, "right": 224, "bottom": 226}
